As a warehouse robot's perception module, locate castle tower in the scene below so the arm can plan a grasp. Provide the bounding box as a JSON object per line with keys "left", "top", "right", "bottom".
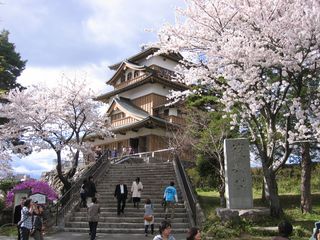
{"left": 94, "top": 47, "right": 188, "bottom": 155}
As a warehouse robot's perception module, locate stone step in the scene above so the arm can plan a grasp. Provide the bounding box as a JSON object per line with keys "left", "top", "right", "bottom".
{"left": 84, "top": 199, "right": 182, "bottom": 204}
{"left": 76, "top": 207, "right": 186, "bottom": 213}
{"left": 106, "top": 168, "right": 175, "bottom": 173}
{"left": 94, "top": 191, "right": 181, "bottom": 196}
{"left": 73, "top": 211, "right": 188, "bottom": 218}
{"left": 66, "top": 160, "right": 190, "bottom": 233}
{"left": 97, "top": 184, "right": 178, "bottom": 188}
{"left": 63, "top": 227, "right": 188, "bottom": 234}
{"left": 107, "top": 169, "right": 175, "bottom": 172}
{"left": 111, "top": 162, "right": 172, "bottom": 168}
{"left": 108, "top": 166, "right": 174, "bottom": 169}
{"left": 69, "top": 216, "right": 189, "bottom": 223}
{"left": 99, "top": 178, "right": 176, "bottom": 182}
{"left": 65, "top": 222, "right": 189, "bottom": 229}
{"left": 102, "top": 174, "right": 175, "bottom": 178}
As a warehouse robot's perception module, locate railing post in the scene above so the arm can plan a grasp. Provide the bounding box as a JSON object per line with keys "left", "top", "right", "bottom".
{"left": 55, "top": 202, "right": 58, "bottom": 226}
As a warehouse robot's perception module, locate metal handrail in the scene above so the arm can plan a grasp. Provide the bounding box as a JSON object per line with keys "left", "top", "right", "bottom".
{"left": 54, "top": 151, "right": 110, "bottom": 226}
{"left": 111, "top": 148, "right": 175, "bottom": 164}
{"left": 174, "top": 154, "right": 204, "bottom": 227}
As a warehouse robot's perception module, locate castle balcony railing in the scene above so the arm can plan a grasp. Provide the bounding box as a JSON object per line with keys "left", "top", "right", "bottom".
{"left": 149, "top": 65, "right": 175, "bottom": 81}
{"left": 111, "top": 116, "right": 137, "bottom": 127}
{"left": 114, "top": 73, "right": 151, "bottom": 90}
{"left": 114, "top": 65, "right": 176, "bottom": 90}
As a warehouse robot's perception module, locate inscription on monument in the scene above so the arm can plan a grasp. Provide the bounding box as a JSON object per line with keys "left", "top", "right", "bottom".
{"left": 224, "top": 138, "right": 253, "bottom": 209}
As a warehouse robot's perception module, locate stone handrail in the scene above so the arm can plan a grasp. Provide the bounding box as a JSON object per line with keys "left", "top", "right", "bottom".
{"left": 54, "top": 151, "right": 110, "bottom": 227}
{"left": 173, "top": 154, "right": 205, "bottom": 227}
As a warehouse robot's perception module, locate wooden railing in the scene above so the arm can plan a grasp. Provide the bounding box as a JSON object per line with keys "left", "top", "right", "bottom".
{"left": 115, "top": 73, "right": 152, "bottom": 90}
{"left": 149, "top": 65, "right": 175, "bottom": 80}
{"left": 111, "top": 117, "right": 137, "bottom": 127}
{"left": 165, "top": 115, "right": 185, "bottom": 125}
{"left": 114, "top": 66, "right": 176, "bottom": 90}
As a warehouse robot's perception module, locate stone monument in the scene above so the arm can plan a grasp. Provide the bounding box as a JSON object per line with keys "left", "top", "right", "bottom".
{"left": 216, "top": 138, "right": 269, "bottom": 222}
{"left": 224, "top": 138, "right": 253, "bottom": 209}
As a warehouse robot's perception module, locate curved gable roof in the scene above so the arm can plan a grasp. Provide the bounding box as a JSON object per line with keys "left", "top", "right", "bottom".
{"left": 107, "top": 61, "right": 147, "bottom": 85}
{"left": 107, "top": 96, "right": 149, "bottom": 120}
{"left": 108, "top": 47, "right": 183, "bottom": 70}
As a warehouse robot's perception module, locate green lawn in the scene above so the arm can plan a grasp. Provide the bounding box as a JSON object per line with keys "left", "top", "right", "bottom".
{"left": 197, "top": 190, "right": 320, "bottom": 239}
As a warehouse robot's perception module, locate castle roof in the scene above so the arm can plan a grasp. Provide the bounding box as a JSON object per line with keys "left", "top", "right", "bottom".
{"left": 95, "top": 74, "right": 188, "bottom": 102}
{"left": 110, "top": 115, "right": 178, "bottom": 134}
{"left": 108, "top": 47, "right": 183, "bottom": 70}
{"left": 106, "top": 61, "right": 147, "bottom": 85}
{"left": 106, "top": 96, "right": 149, "bottom": 120}
{"left": 106, "top": 96, "right": 178, "bottom": 133}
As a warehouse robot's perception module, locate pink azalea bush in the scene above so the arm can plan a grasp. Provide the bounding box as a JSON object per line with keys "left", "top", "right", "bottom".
{"left": 6, "top": 179, "right": 58, "bottom": 207}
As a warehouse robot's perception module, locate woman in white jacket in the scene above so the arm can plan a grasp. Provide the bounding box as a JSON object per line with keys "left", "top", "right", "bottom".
{"left": 131, "top": 177, "right": 143, "bottom": 209}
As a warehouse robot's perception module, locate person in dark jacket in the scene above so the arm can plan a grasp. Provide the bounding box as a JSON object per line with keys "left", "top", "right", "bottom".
{"left": 114, "top": 180, "right": 128, "bottom": 215}
{"left": 86, "top": 176, "right": 97, "bottom": 204}
{"left": 80, "top": 179, "right": 88, "bottom": 208}
{"left": 186, "top": 227, "right": 201, "bottom": 240}
{"left": 14, "top": 197, "right": 26, "bottom": 240}
{"left": 272, "top": 220, "right": 293, "bottom": 240}
{"left": 87, "top": 197, "right": 100, "bottom": 240}
{"left": 31, "top": 206, "right": 44, "bottom": 240}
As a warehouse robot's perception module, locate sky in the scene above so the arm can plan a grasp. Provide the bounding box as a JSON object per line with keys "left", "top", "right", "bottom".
{"left": 0, "top": 0, "right": 184, "bottom": 179}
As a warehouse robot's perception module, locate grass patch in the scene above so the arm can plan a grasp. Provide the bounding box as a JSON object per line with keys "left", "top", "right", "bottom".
{"left": 197, "top": 190, "right": 319, "bottom": 239}
{"left": 0, "top": 225, "right": 17, "bottom": 237}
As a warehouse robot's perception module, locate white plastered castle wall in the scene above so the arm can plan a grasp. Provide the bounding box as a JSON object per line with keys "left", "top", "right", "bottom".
{"left": 117, "top": 83, "right": 171, "bottom": 100}
{"left": 138, "top": 55, "right": 178, "bottom": 71}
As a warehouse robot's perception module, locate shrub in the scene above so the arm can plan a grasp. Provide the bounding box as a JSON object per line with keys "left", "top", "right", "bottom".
{"left": 6, "top": 179, "right": 58, "bottom": 207}
{"left": 0, "top": 198, "right": 5, "bottom": 211}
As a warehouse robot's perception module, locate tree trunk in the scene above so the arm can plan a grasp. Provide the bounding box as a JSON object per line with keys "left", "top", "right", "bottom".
{"left": 218, "top": 156, "right": 226, "bottom": 207}
{"left": 219, "top": 179, "right": 226, "bottom": 207}
{"left": 55, "top": 150, "right": 72, "bottom": 203}
{"left": 264, "top": 169, "right": 283, "bottom": 217}
{"left": 300, "top": 142, "right": 312, "bottom": 213}
{"left": 261, "top": 178, "right": 270, "bottom": 203}
{"left": 66, "top": 150, "right": 80, "bottom": 180}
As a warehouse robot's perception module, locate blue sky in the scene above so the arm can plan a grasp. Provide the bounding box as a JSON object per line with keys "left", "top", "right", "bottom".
{"left": 0, "top": 0, "right": 184, "bottom": 179}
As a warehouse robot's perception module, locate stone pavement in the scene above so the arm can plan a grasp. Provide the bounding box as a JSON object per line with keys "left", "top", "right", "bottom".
{"left": 0, "top": 231, "right": 187, "bottom": 240}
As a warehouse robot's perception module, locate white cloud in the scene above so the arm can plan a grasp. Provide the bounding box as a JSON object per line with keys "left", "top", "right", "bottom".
{"left": 81, "top": 0, "right": 183, "bottom": 48}
{"left": 12, "top": 149, "right": 57, "bottom": 179}
{"left": 17, "top": 63, "right": 113, "bottom": 95}
{"left": 1, "top": 0, "right": 185, "bottom": 180}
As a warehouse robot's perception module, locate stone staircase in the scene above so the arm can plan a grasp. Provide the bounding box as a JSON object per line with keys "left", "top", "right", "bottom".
{"left": 64, "top": 161, "right": 190, "bottom": 234}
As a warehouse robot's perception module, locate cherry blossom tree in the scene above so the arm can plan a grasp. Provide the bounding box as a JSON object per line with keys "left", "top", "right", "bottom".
{"left": 0, "top": 77, "right": 111, "bottom": 193}
{"left": 156, "top": 0, "right": 320, "bottom": 216}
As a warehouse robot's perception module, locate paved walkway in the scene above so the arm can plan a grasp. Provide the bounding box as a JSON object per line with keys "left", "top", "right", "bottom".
{"left": 0, "top": 231, "right": 187, "bottom": 240}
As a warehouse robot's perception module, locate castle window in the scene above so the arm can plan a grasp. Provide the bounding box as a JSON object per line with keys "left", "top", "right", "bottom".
{"left": 127, "top": 72, "right": 132, "bottom": 81}
{"left": 121, "top": 74, "right": 125, "bottom": 83}
{"left": 111, "top": 112, "right": 125, "bottom": 121}
{"left": 134, "top": 70, "right": 139, "bottom": 78}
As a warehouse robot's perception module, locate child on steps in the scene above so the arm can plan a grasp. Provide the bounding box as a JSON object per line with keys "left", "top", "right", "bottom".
{"left": 144, "top": 198, "right": 154, "bottom": 236}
